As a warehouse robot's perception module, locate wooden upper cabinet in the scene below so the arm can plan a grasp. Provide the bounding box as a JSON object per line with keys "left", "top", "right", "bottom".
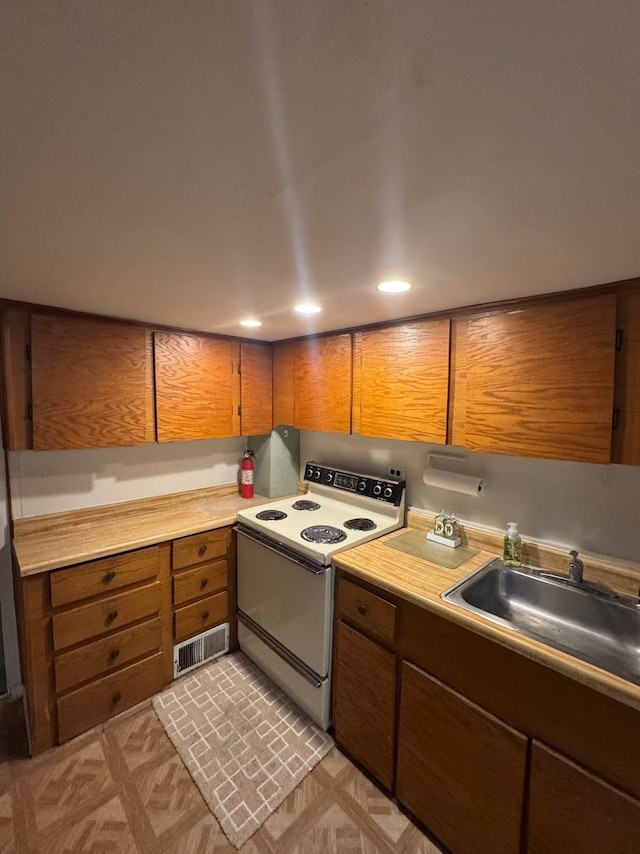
{"left": 360, "top": 319, "right": 450, "bottom": 442}
{"left": 31, "top": 314, "right": 154, "bottom": 450}
{"left": 272, "top": 341, "right": 296, "bottom": 427}
{"left": 612, "top": 290, "right": 640, "bottom": 465}
{"left": 527, "top": 741, "right": 640, "bottom": 854}
{"left": 463, "top": 294, "right": 617, "bottom": 463}
{"left": 154, "top": 332, "right": 235, "bottom": 442}
{"left": 240, "top": 342, "right": 272, "bottom": 436}
{"left": 294, "top": 334, "right": 352, "bottom": 434}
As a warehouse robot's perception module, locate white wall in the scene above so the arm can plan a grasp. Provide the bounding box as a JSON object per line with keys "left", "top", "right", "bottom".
{"left": 9, "top": 437, "right": 247, "bottom": 518}
{"left": 1, "top": 426, "right": 22, "bottom": 696}
{"left": 300, "top": 432, "right": 640, "bottom": 564}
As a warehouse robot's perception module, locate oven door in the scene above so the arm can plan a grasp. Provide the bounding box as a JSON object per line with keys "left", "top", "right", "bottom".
{"left": 236, "top": 526, "right": 333, "bottom": 677}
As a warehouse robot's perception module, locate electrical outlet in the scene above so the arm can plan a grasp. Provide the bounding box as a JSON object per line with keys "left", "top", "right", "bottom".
{"left": 387, "top": 466, "right": 405, "bottom": 481}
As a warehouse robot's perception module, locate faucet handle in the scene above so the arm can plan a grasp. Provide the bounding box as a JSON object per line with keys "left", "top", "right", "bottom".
{"left": 569, "top": 549, "right": 580, "bottom": 560}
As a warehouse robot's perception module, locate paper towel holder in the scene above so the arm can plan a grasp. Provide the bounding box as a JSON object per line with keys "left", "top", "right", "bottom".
{"left": 423, "top": 452, "right": 486, "bottom": 496}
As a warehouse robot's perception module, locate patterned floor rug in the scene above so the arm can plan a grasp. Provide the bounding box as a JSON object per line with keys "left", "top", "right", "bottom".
{"left": 153, "top": 652, "right": 334, "bottom": 849}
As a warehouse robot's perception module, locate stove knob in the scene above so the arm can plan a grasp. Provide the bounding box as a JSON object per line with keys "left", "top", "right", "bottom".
{"left": 384, "top": 486, "right": 393, "bottom": 499}
{"left": 314, "top": 469, "right": 321, "bottom": 480}
{"left": 325, "top": 472, "right": 333, "bottom": 483}
{"left": 357, "top": 480, "right": 367, "bottom": 492}
{"left": 373, "top": 484, "right": 382, "bottom": 496}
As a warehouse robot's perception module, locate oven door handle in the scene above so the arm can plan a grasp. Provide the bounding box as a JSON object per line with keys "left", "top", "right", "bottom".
{"left": 234, "top": 526, "right": 328, "bottom": 575}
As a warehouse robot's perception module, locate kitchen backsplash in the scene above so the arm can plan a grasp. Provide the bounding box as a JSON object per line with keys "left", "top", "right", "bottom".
{"left": 8, "top": 436, "right": 248, "bottom": 518}
{"left": 300, "top": 431, "right": 640, "bottom": 564}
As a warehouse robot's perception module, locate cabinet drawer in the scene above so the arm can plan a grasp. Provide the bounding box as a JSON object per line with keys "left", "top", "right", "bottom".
{"left": 173, "top": 528, "right": 231, "bottom": 570}
{"left": 51, "top": 546, "right": 160, "bottom": 608}
{"left": 54, "top": 617, "right": 163, "bottom": 694}
{"left": 173, "top": 559, "right": 227, "bottom": 606}
{"left": 57, "top": 652, "right": 164, "bottom": 743}
{"left": 174, "top": 590, "right": 228, "bottom": 643}
{"left": 338, "top": 578, "right": 397, "bottom": 644}
{"left": 52, "top": 582, "right": 161, "bottom": 651}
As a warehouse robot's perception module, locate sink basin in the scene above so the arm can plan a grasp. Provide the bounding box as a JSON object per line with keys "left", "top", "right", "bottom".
{"left": 442, "top": 558, "right": 640, "bottom": 685}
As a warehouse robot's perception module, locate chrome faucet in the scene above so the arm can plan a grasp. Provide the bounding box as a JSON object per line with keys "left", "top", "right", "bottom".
{"left": 568, "top": 549, "right": 584, "bottom": 584}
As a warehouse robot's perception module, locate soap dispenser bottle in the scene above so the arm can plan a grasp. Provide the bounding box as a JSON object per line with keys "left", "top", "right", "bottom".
{"left": 503, "top": 522, "right": 522, "bottom": 566}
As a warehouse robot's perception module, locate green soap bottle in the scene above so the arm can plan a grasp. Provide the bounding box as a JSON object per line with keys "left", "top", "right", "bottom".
{"left": 503, "top": 522, "right": 522, "bottom": 566}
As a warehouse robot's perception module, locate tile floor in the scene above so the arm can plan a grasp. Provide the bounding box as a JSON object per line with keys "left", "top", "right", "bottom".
{"left": 0, "top": 701, "right": 444, "bottom": 853}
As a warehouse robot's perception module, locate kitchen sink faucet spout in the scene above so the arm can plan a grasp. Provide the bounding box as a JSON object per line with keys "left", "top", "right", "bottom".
{"left": 569, "top": 550, "right": 584, "bottom": 584}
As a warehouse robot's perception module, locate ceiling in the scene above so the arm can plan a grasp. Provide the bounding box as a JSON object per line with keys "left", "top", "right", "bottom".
{"left": 2, "top": 2, "right": 640, "bottom": 341}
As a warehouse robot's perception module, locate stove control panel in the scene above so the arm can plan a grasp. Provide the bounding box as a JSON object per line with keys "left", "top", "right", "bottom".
{"left": 303, "top": 462, "right": 405, "bottom": 506}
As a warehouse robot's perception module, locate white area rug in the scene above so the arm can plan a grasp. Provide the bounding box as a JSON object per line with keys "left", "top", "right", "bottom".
{"left": 153, "top": 652, "right": 333, "bottom": 848}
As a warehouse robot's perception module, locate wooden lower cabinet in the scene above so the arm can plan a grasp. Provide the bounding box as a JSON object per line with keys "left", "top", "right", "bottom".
{"left": 396, "top": 662, "right": 527, "bottom": 854}
{"left": 527, "top": 741, "right": 640, "bottom": 854}
{"left": 333, "top": 620, "right": 396, "bottom": 790}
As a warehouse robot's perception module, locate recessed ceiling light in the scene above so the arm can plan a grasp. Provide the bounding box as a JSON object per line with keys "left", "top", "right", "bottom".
{"left": 377, "top": 280, "right": 412, "bottom": 293}
{"left": 240, "top": 318, "right": 262, "bottom": 327}
{"left": 294, "top": 303, "right": 322, "bottom": 314}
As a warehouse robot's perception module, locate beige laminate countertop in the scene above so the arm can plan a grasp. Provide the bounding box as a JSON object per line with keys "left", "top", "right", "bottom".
{"left": 333, "top": 527, "right": 640, "bottom": 714}
{"left": 13, "top": 485, "right": 276, "bottom": 576}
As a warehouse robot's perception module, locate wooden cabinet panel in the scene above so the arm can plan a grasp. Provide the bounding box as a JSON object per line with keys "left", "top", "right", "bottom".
{"left": 240, "top": 342, "right": 272, "bottom": 435}
{"left": 361, "top": 319, "right": 450, "bottom": 443}
{"left": 1, "top": 306, "right": 33, "bottom": 449}
{"left": 57, "top": 652, "right": 164, "bottom": 743}
{"left": 272, "top": 341, "right": 296, "bottom": 427}
{"left": 396, "top": 661, "right": 527, "bottom": 854}
{"left": 294, "top": 334, "right": 352, "bottom": 434}
{"left": 173, "top": 559, "right": 228, "bottom": 606}
{"left": 172, "top": 528, "right": 231, "bottom": 570}
{"left": 55, "top": 617, "right": 162, "bottom": 694}
{"left": 448, "top": 316, "right": 467, "bottom": 445}
{"left": 528, "top": 741, "right": 640, "bottom": 854}
{"left": 52, "top": 581, "right": 161, "bottom": 650}
{"left": 50, "top": 546, "right": 160, "bottom": 608}
{"left": 334, "top": 621, "right": 396, "bottom": 789}
{"left": 337, "top": 577, "right": 396, "bottom": 645}
{"left": 154, "top": 332, "right": 234, "bottom": 441}
{"left": 613, "top": 291, "right": 640, "bottom": 465}
{"left": 352, "top": 332, "right": 362, "bottom": 433}
{"left": 464, "top": 295, "right": 617, "bottom": 462}
{"left": 31, "top": 314, "right": 155, "bottom": 450}
{"left": 174, "top": 590, "right": 228, "bottom": 643}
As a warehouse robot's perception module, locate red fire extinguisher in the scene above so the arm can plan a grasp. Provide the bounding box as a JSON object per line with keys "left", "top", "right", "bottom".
{"left": 241, "top": 449, "right": 255, "bottom": 498}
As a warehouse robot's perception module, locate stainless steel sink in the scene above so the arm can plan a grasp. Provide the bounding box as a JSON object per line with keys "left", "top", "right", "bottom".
{"left": 442, "top": 558, "right": 640, "bottom": 685}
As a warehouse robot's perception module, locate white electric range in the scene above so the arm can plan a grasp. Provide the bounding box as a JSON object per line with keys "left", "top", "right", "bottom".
{"left": 235, "top": 461, "right": 406, "bottom": 728}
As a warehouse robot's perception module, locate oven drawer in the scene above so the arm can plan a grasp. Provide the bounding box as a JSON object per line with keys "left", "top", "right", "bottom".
{"left": 174, "top": 591, "right": 228, "bottom": 643}
{"left": 173, "top": 529, "right": 230, "bottom": 570}
{"left": 337, "top": 577, "right": 397, "bottom": 645}
{"left": 173, "top": 559, "right": 228, "bottom": 606}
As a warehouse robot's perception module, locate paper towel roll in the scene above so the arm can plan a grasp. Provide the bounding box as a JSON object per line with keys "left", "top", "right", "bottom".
{"left": 422, "top": 466, "right": 485, "bottom": 496}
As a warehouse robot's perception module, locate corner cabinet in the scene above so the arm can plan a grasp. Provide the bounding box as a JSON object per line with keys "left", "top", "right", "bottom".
{"left": 294, "top": 333, "right": 352, "bottom": 433}
{"left": 459, "top": 294, "right": 618, "bottom": 463}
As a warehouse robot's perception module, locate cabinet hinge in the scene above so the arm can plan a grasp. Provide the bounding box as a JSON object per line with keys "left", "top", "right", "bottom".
{"left": 237, "top": 362, "right": 241, "bottom": 374}
{"left": 612, "top": 408, "right": 620, "bottom": 430}
{"left": 237, "top": 405, "right": 242, "bottom": 416}
{"left": 27, "top": 404, "right": 33, "bottom": 421}
{"left": 25, "top": 344, "right": 31, "bottom": 361}
{"left": 615, "top": 329, "right": 624, "bottom": 351}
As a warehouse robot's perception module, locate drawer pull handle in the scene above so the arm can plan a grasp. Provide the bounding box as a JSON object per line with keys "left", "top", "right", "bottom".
{"left": 200, "top": 578, "right": 209, "bottom": 589}
{"left": 107, "top": 610, "right": 119, "bottom": 623}
{"left": 202, "top": 610, "right": 210, "bottom": 620}
{"left": 112, "top": 691, "right": 122, "bottom": 704}
{"left": 104, "top": 570, "right": 116, "bottom": 583}
{"left": 198, "top": 544, "right": 208, "bottom": 557}
{"left": 109, "top": 648, "right": 120, "bottom": 661}
{"left": 358, "top": 604, "right": 367, "bottom": 616}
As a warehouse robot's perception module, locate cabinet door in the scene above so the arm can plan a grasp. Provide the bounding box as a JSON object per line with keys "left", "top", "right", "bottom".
{"left": 294, "top": 334, "right": 352, "bottom": 433}
{"left": 464, "top": 294, "right": 617, "bottom": 462}
{"left": 334, "top": 621, "right": 396, "bottom": 789}
{"left": 240, "top": 342, "right": 272, "bottom": 435}
{"left": 396, "top": 661, "right": 527, "bottom": 854}
{"left": 31, "top": 314, "right": 155, "bottom": 449}
{"left": 612, "top": 290, "right": 640, "bottom": 465}
{"left": 360, "top": 319, "right": 450, "bottom": 442}
{"left": 273, "top": 341, "right": 296, "bottom": 427}
{"left": 528, "top": 741, "right": 640, "bottom": 854}
{"left": 154, "top": 332, "right": 234, "bottom": 441}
